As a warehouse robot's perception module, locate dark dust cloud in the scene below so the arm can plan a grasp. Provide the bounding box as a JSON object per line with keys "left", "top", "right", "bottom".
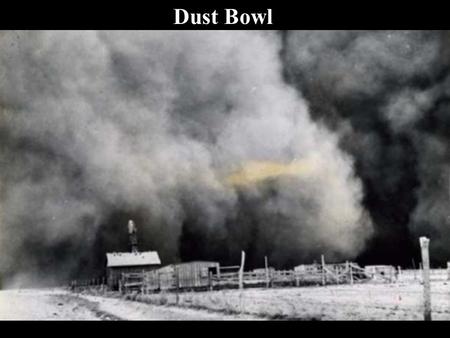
{"left": 0, "top": 30, "right": 448, "bottom": 286}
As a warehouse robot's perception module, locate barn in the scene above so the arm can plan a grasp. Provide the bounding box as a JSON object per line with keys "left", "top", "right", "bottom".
{"left": 106, "top": 251, "right": 161, "bottom": 290}
{"left": 176, "top": 261, "right": 220, "bottom": 289}
{"left": 146, "top": 261, "right": 220, "bottom": 291}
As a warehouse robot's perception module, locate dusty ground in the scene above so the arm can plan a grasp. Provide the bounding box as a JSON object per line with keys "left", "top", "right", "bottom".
{"left": 0, "top": 289, "right": 102, "bottom": 320}
{"left": 131, "top": 280, "right": 450, "bottom": 320}
{"left": 0, "top": 288, "right": 258, "bottom": 320}
{"left": 2, "top": 280, "right": 450, "bottom": 320}
{"left": 81, "top": 294, "right": 259, "bottom": 320}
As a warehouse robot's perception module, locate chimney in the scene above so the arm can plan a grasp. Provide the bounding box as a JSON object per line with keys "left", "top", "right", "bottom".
{"left": 128, "top": 219, "right": 138, "bottom": 253}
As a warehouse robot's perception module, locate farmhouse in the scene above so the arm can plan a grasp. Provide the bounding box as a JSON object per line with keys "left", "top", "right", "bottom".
{"left": 106, "top": 251, "right": 161, "bottom": 290}
{"left": 106, "top": 220, "right": 161, "bottom": 290}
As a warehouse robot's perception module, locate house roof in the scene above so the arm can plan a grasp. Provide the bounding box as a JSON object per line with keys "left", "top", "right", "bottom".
{"left": 106, "top": 251, "right": 161, "bottom": 267}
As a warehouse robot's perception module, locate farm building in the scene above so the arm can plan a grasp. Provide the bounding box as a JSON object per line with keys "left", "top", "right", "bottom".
{"left": 145, "top": 261, "right": 220, "bottom": 291}
{"left": 176, "top": 261, "right": 220, "bottom": 289}
{"left": 105, "top": 219, "right": 161, "bottom": 290}
{"left": 106, "top": 251, "right": 161, "bottom": 290}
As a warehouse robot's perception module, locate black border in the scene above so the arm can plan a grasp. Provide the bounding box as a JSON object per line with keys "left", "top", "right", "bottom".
{"left": 2, "top": 0, "right": 450, "bottom": 330}
{"left": 1, "top": 2, "right": 449, "bottom": 29}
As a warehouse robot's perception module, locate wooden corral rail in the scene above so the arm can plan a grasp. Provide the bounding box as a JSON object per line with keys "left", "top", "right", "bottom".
{"left": 120, "top": 272, "right": 145, "bottom": 293}
{"left": 116, "top": 261, "right": 374, "bottom": 295}
{"left": 70, "top": 277, "right": 107, "bottom": 293}
{"left": 212, "top": 270, "right": 268, "bottom": 287}
{"left": 211, "top": 263, "right": 370, "bottom": 289}
{"left": 75, "top": 259, "right": 386, "bottom": 296}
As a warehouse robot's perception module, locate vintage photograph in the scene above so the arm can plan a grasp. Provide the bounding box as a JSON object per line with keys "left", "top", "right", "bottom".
{"left": 0, "top": 30, "right": 449, "bottom": 320}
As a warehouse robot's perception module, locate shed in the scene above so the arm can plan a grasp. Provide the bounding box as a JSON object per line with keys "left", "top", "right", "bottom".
{"left": 147, "top": 261, "right": 220, "bottom": 291}
{"left": 106, "top": 251, "right": 161, "bottom": 290}
{"left": 176, "top": 261, "right": 220, "bottom": 289}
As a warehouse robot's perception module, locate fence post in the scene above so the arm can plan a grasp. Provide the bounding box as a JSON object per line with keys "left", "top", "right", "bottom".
{"left": 175, "top": 267, "right": 180, "bottom": 305}
{"left": 346, "top": 261, "right": 353, "bottom": 285}
{"left": 239, "top": 251, "right": 246, "bottom": 290}
{"left": 265, "top": 256, "right": 269, "bottom": 288}
{"left": 209, "top": 271, "right": 213, "bottom": 291}
{"left": 420, "top": 237, "right": 432, "bottom": 321}
{"left": 158, "top": 271, "right": 161, "bottom": 291}
{"left": 321, "top": 254, "right": 326, "bottom": 286}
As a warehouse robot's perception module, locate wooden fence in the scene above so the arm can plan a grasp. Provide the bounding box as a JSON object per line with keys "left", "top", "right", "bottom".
{"left": 72, "top": 260, "right": 394, "bottom": 295}
{"left": 115, "top": 261, "right": 374, "bottom": 295}
{"left": 70, "top": 277, "right": 107, "bottom": 293}
{"left": 398, "top": 268, "right": 448, "bottom": 283}
{"left": 100, "top": 263, "right": 446, "bottom": 296}
{"left": 119, "top": 272, "right": 145, "bottom": 293}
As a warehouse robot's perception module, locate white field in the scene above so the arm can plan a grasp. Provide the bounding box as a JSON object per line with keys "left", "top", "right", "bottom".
{"left": 133, "top": 280, "right": 450, "bottom": 320}
{"left": 0, "top": 288, "right": 258, "bottom": 320}
{"left": 2, "top": 279, "right": 450, "bottom": 320}
{"left": 0, "top": 289, "right": 101, "bottom": 320}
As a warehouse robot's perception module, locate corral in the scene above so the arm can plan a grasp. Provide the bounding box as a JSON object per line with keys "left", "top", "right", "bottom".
{"left": 115, "top": 259, "right": 379, "bottom": 295}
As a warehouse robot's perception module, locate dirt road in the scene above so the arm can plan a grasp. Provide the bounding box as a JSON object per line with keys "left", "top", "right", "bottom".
{"left": 81, "top": 294, "right": 258, "bottom": 320}
{"left": 0, "top": 289, "right": 102, "bottom": 320}
{"left": 0, "top": 289, "right": 258, "bottom": 320}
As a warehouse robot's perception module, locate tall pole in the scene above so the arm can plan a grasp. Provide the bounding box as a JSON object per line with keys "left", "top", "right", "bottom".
{"left": 419, "top": 237, "right": 432, "bottom": 321}
{"left": 239, "top": 251, "right": 246, "bottom": 290}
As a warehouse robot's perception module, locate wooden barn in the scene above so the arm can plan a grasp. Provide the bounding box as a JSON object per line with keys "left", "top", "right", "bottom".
{"left": 106, "top": 251, "right": 161, "bottom": 290}
{"left": 176, "top": 261, "right": 220, "bottom": 289}
{"left": 145, "top": 261, "right": 220, "bottom": 291}
{"left": 105, "top": 219, "right": 161, "bottom": 290}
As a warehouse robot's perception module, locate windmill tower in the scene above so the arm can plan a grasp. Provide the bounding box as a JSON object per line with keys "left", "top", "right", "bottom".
{"left": 128, "top": 219, "right": 138, "bottom": 253}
